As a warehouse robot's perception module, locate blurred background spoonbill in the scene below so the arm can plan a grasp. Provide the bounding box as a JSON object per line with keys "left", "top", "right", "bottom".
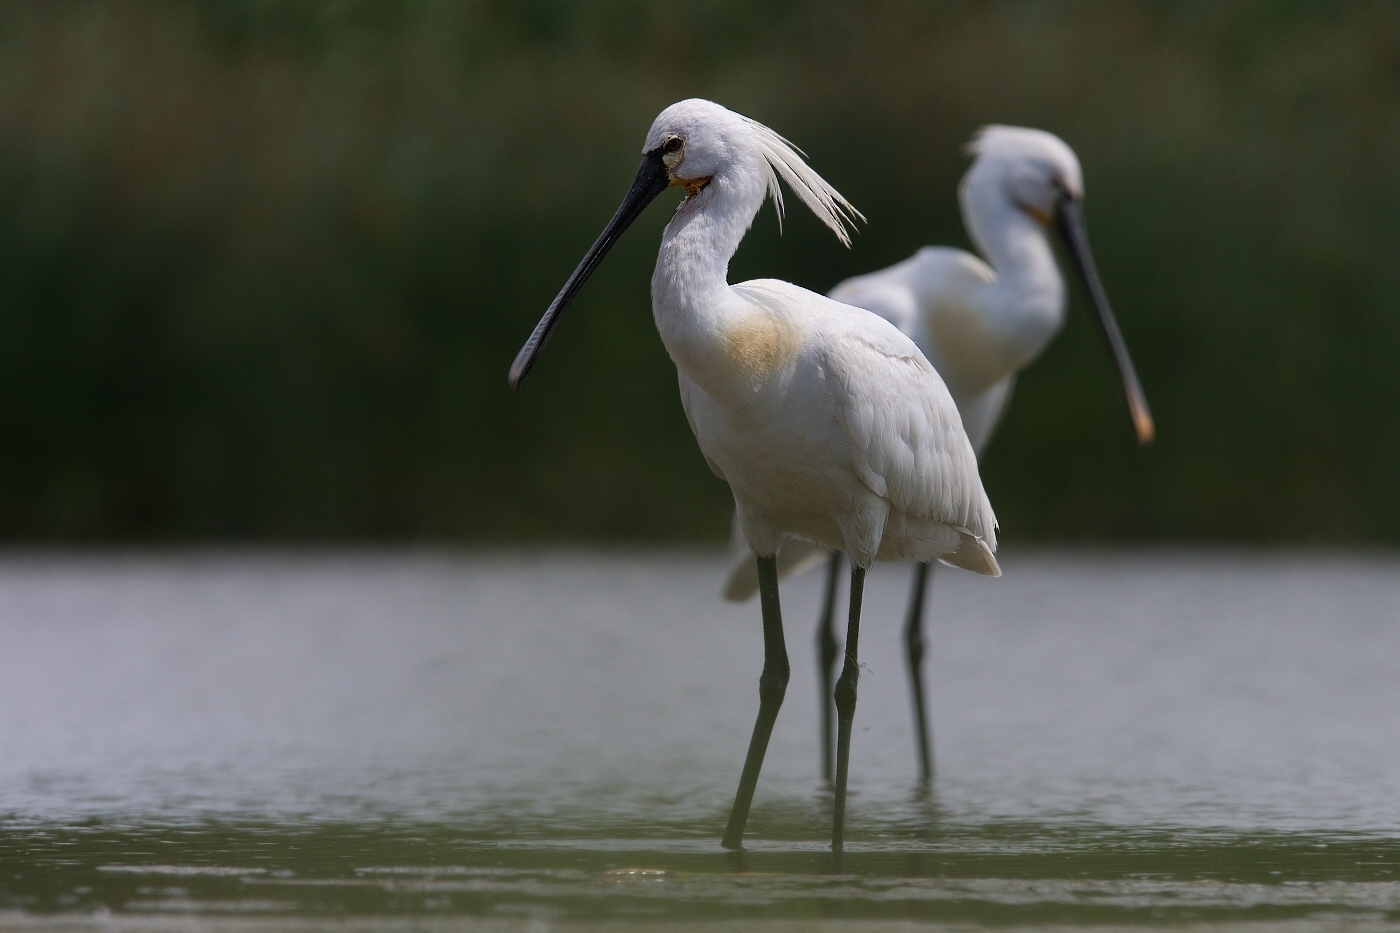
{"left": 724, "top": 125, "right": 1154, "bottom": 783}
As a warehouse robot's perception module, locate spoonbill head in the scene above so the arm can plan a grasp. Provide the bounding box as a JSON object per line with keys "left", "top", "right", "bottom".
{"left": 509, "top": 99, "right": 857, "bottom": 389}
{"left": 961, "top": 125, "right": 1151, "bottom": 443}
{"left": 509, "top": 99, "right": 999, "bottom": 854}
{"left": 962, "top": 125, "right": 1083, "bottom": 228}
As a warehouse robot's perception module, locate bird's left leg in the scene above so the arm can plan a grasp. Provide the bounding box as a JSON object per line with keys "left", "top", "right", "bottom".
{"left": 831, "top": 563, "right": 866, "bottom": 850}
{"left": 722, "top": 554, "right": 789, "bottom": 850}
{"left": 815, "top": 550, "right": 842, "bottom": 783}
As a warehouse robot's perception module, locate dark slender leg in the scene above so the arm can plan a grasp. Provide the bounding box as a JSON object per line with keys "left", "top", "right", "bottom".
{"left": 722, "top": 554, "right": 790, "bottom": 850}
{"left": 815, "top": 551, "right": 842, "bottom": 783}
{"left": 904, "top": 562, "right": 934, "bottom": 782}
{"left": 831, "top": 564, "right": 866, "bottom": 850}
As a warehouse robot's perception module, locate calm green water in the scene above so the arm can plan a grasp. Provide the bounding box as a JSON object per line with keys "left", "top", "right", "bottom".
{"left": 1, "top": 550, "right": 1398, "bottom": 931}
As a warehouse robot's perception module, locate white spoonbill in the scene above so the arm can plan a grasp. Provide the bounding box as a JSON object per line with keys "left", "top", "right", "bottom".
{"left": 723, "top": 125, "right": 1154, "bottom": 783}
{"left": 509, "top": 99, "right": 1000, "bottom": 851}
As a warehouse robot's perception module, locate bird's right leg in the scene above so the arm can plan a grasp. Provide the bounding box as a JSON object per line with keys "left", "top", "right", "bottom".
{"left": 904, "top": 562, "right": 934, "bottom": 782}
{"left": 722, "top": 554, "right": 789, "bottom": 850}
{"left": 815, "top": 550, "right": 842, "bottom": 783}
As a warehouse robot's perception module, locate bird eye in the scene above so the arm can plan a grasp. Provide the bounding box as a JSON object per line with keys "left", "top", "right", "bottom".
{"left": 664, "top": 137, "right": 683, "bottom": 153}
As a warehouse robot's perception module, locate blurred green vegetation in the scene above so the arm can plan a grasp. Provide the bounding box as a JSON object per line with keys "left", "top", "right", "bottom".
{"left": 0, "top": 1, "right": 1398, "bottom": 543}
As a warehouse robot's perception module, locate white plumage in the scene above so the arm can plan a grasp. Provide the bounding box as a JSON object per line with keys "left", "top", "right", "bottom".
{"left": 724, "top": 124, "right": 1151, "bottom": 600}
{"left": 644, "top": 101, "right": 999, "bottom": 573}
{"left": 509, "top": 99, "right": 1002, "bottom": 851}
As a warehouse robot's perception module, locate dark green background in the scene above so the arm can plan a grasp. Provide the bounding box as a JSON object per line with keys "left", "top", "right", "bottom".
{"left": 0, "top": 1, "right": 1396, "bottom": 543}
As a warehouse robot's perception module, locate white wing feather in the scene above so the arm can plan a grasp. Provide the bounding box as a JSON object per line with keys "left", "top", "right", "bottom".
{"left": 732, "top": 280, "right": 997, "bottom": 556}
{"left": 822, "top": 326, "right": 997, "bottom": 549}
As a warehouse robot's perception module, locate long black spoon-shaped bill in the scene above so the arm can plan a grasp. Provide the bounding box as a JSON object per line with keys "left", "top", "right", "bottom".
{"left": 508, "top": 148, "right": 671, "bottom": 390}
{"left": 1053, "top": 196, "right": 1155, "bottom": 445}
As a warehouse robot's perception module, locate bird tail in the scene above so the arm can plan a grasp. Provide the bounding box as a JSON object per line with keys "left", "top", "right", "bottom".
{"left": 939, "top": 528, "right": 1001, "bottom": 577}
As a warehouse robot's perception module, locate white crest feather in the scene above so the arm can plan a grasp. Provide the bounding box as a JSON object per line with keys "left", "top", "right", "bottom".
{"left": 964, "top": 124, "right": 1010, "bottom": 158}
{"left": 742, "top": 116, "right": 864, "bottom": 247}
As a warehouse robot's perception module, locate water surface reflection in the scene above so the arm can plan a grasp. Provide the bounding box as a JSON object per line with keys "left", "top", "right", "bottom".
{"left": 1, "top": 550, "right": 1398, "bottom": 929}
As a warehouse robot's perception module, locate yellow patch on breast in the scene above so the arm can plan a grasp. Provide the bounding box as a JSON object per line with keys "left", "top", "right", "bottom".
{"left": 721, "top": 314, "right": 799, "bottom": 383}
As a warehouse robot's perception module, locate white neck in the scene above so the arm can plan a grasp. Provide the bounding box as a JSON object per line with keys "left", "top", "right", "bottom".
{"left": 959, "top": 174, "right": 1066, "bottom": 362}
{"left": 650, "top": 167, "right": 767, "bottom": 382}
